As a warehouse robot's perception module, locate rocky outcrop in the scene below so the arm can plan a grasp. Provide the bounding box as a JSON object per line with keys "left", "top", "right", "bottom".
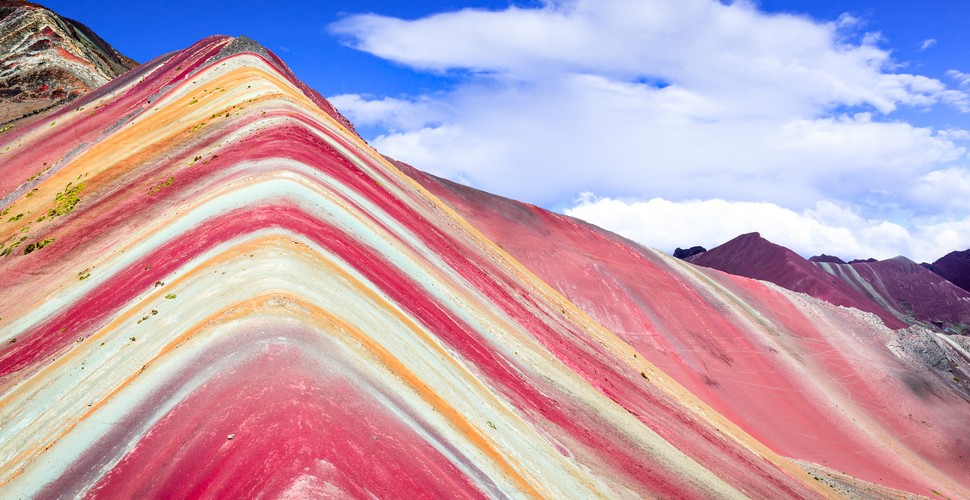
{"left": 809, "top": 254, "right": 845, "bottom": 264}
{"left": 673, "top": 245, "right": 706, "bottom": 260}
{"left": 0, "top": 0, "right": 136, "bottom": 124}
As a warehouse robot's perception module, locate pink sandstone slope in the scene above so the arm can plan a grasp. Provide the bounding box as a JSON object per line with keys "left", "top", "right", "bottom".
{"left": 689, "top": 232, "right": 907, "bottom": 329}
{"left": 397, "top": 162, "right": 970, "bottom": 497}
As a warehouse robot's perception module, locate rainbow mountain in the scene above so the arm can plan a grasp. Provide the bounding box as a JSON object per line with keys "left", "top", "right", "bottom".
{"left": 0, "top": 22, "right": 968, "bottom": 500}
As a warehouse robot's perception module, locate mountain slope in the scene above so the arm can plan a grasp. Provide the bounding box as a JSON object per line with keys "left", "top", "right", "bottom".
{"left": 397, "top": 163, "right": 970, "bottom": 498}
{"left": 930, "top": 249, "right": 970, "bottom": 294}
{"left": 0, "top": 0, "right": 136, "bottom": 124}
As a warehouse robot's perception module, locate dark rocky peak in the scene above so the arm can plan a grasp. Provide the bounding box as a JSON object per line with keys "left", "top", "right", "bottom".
{"left": 693, "top": 232, "right": 799, "bottom": 269}
{"left": 809, "top": 254, "right": 846, "bottom": 264}
{"left": 673, "top": 246, "right": 706, "bottom": 260}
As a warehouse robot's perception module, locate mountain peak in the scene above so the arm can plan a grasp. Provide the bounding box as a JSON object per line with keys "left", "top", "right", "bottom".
{"left": 212, "top": 35, "right": 273, "bottom": 64}
{"left": 735, "top": 231, "right": 763, "bottom": 241}
{"left": 210, "top": 34, "right": 360, "bottom": 137}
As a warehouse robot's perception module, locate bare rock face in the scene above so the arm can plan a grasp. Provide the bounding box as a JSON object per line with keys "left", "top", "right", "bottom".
{"left": 673, "top": 245, "right": 706, "bottom": 260}
{"left": 0, "top": 0, "right": 136, "bottom": 124}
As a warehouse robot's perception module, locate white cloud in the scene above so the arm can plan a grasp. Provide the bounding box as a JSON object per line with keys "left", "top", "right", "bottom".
{"left": 329, "top": 0, "right": 970, "bottom": 258}
{"left": 835, "top": 12, "right": 861, "bottom": 29}
{"left": 331, "top": 0, "right": 964, "bottom": 115}
{"left": 946, "top": 69, "right": 970, "bottom": 88}
{"left": 912, "top": 167, "right": 970, "bottom": 211}
{"left": 564, "top": 195, "right": 970, "bottom": 263}
{"left": 356, "top": 80, "right": 964, "bottom": 207}
{"left": 328, "top": 94, "right": 448, "bottom": 132}
{"left": 920, "top": 38, "right": 937, "bottom": 51}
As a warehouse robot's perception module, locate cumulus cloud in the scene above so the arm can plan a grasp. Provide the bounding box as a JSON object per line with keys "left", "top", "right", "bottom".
{"left": 564, "top": 195, "right": 970, "bottom": 263}
{"left": 912, "top": 167, "right": 970, "bottom": 211}
{"left": 329, "top": 0, "right": 970, "bottom": 258}
{"left": 328, "top": 94, "right": 448, "bottom": 132}
{"left": 920, "top": 38, "right": 937, "bottom": 51}
{"left": 331, "top": 0, "right": 965, "bottom": 115}
{"left": 363, "top": 88, "right": 965, "bottom": 207}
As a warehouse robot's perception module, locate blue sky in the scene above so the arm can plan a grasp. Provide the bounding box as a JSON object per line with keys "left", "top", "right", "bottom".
{"left": 39, "top": 0, "right": 970, "bottom": 261}
{"left": 41, "top": 1, "right": 524, "bottom": 97}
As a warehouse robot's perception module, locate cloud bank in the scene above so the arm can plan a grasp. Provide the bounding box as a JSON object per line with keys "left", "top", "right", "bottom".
{"left": 565, "top": 195, "right": 970, "bottom": 263}
{"left": 329, "top": 0, "right": 970, "bottom": 261}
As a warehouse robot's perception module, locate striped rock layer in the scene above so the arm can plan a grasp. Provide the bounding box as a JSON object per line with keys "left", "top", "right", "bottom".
{"left": 397, "top": 165, "right": 970, "bottom": 498}
{"left": 814, "top": 256, "right": 970, "bottom": 332}
{"left": 0, "top": 36, "right": 968, "bottom": 498}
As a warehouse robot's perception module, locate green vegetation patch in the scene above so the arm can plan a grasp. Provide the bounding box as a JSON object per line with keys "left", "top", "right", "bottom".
{"left": 26, "top": 164, "right": 51, "bottom": 182}
{"left": 48, "top": 182, "right": 85, "bottom": 219}
{"left": 1, "top": 235, "right": 28, "bottom": 257}
{"left": 23, "top": 238, "right": 54, "bottom": 255}
{"left": 148, "top": 176, "right": 174, "bottom": 195}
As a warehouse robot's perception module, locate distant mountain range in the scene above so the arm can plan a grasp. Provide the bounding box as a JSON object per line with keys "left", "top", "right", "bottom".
{"left": 1, "top": 2, "right": 968, "bottom": 498}
{"left": 682, "top": 232, "right": 970, "bottom": 334}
